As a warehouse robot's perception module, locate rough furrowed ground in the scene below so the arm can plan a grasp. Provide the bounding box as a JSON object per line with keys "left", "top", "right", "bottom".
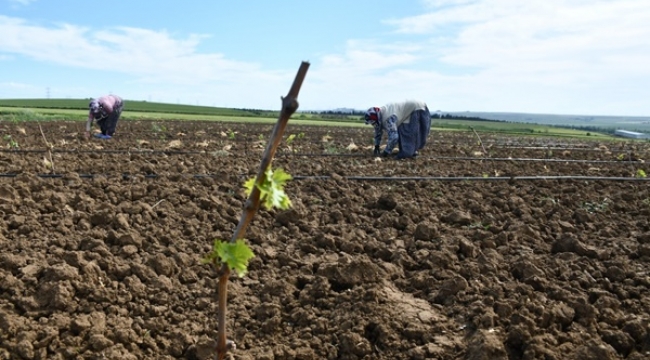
{"left": 0, "top": 120, "right": 649, "bottom": 360}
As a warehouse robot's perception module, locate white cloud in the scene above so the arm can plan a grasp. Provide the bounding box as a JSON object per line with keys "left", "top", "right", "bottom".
{"left": 1, "top": 1, "right": 649, "bottom": 115}
{"left": 0, "top": 81, "right": 41, "bottom": 99}
{"left": 0, "top": 81, "right": 33, "bottom": 89}
{"left": 319, "top": 40, "right": 421, "bottom": 76}
{"left": 421, "top": 0, "right": 477, "bottom": 7}
{"left": 303, "top": 40, "right": 447, "bottom": 110}
{"left": 0, "top": 15, "right": 299, "bottom": 108}
{"left": 387, "top": 0, "right": 650, "bottom": 73}
{"left": 357, "top": 0, "right": 650, "bottom": 115}
{"left": 8, "top": 0, "right": 37, "bottom": 5}
{"left": 0, "top": 16, "right": 274, "bottom": 84}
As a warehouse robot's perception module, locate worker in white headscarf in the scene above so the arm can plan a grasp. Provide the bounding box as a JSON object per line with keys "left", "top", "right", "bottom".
{"left": 364, "top": 100, "right": 431, "bottom": 159}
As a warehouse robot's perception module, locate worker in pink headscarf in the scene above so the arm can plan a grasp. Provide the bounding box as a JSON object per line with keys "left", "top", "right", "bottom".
{"left": 85, "top": 94, "right": 124, "bottom": 140}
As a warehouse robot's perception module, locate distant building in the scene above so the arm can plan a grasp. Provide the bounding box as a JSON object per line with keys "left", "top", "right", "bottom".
{"left": 614, "top": 129, "right": 650, "bottom": 139}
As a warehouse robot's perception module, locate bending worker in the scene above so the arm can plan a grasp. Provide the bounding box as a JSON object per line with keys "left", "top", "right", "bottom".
{"left": 85, "top": 94, "right": 124, "bottom": 140}
{"left": 364, "top": 100, "right": 431, "bottom": 159}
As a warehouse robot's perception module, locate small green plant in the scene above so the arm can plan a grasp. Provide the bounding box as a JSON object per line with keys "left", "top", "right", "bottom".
{"left": 204, "top": 61, "right": 309, "bottom": 360}
{"left": 244, "top": 167, "right": 292, "bottom": 210}
{"left": 581, "top": 198, "right": 610, "bottom": 213}
{"left": 204, "top": 169, "right": 294, "bottom": 357}
{"left": 616, "top": 153, "right": 626, "bottom": 161}
{"left": 151, "top": 123, "right": 167, "bottom": 133}
{"left": 297, "top": 132, "right": 305, "bottom": 139}
{"left": 541, "top": 196, "right": 558, "bottom": 205}
{"left": 3, "top": 135, "right": 18, "bottom": 148}
{"left": 227, "top": 129, "right": 236, "bottom": 140}
{"left": 210, "top": 150, "right": 230, "bottom": 157}
{"left": 203, "top": 239, "right": 255, "bottom": 277}
{"left": 286, "top": 133, "right": 297, "bottom": 146}
{"left": 258, "top": 133, "right": 265, "bottom": 140}
{"left": 636, "top": 169, "right": 647, "bottom": 178}
{"left": 466, "top": 221, "right": 490, "bottom": 230}
{"left": 324, "top": 144, "right": 339, "bottom": 154}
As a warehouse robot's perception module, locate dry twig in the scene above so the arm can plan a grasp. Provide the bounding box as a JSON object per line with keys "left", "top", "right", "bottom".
{"left": 469, "top": 126, "right": 497, "bottom": 176}
{"left": 38, "top": 123, "right": 56, "bottom": 173}
{"left": 151, "top": 199, "right": 166, "bottom": 209}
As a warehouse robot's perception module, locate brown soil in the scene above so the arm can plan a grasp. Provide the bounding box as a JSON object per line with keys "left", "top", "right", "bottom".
{"left": 1, "top": 120, "right": 649, "bottom": 360}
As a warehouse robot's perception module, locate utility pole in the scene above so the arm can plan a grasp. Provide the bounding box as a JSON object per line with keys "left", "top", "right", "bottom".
{"left": 46, "top": 87, "right": 50, "bottom": 99}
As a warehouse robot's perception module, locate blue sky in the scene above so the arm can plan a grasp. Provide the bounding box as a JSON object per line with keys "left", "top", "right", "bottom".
{"left": 1, "top": 0, "right": 649, "bottom": 116}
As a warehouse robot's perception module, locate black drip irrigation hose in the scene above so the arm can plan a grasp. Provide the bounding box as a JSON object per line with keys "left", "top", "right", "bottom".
{"left": 304, "top": 154, "right": 630, "bottom": 165}
{"left": 0, "top": 148, "right": 644, "bottom": 164}
{"left": 285, "top": 154, "right": 645, "bottom": 165}
{"left": 0, "top": 149, "right": 209, "bottom": 155}
{"left": 491, "top": 146, "right": 650, "bottom": 153}
{"left": 13, "top": 141, "right": 639, "bottom": 154}
{"left": 0, "top": 149, "right": 366, "bottom": 156}
{"left": 292, "top": 175, "right": 650, "bottom": 182}
{"left": 431, "top": 156, "right": 642, "bottom": 164}
{"left": 1, "top": 173, "right": 649, "bottom": 182}
{"left": 3, "top": 142, "right": 648, "bottom": 155}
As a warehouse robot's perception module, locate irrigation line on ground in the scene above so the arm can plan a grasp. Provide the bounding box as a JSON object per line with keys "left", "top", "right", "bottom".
{"left": 290, "top": 175, "right": 650, "bottom": 182}
{"left": 283, "top": 155, "right": 646, "bottom": 165}
{"left": 29, "top": 142, "right": 650, "bottom": 154}
{"left": 0, "top": 148, "right": 644, "bottom": 165}
{"left": 431, "top": 156, "right": 643, "bottom": 164}
{"left": 0, "top": 148, "right": 209, "bottom": 155}
{"left": 6, "top": 137, "right": 647, "bottom": 154}
{"left": 0, "top": 149, "right": 366, "bottom": 156}
{"left": 1, "top": 173, "right": 649, "bottom": 182}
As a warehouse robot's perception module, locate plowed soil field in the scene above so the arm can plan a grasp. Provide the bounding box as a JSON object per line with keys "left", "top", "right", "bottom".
{"left": 1, "top": 120, "right": 650, "bottom": 360}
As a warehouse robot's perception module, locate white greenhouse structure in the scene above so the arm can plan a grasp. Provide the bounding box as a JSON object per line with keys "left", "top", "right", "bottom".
{"left": 614, "top": 129, "right": 650, "bottom": 139}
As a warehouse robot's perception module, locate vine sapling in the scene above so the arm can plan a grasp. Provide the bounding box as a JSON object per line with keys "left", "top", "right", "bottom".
{"left": 203, "top": 61, "right": 309, "bottom": 360}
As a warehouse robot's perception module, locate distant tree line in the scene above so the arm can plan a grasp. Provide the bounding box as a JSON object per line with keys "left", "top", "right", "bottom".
{"left": 304, "top": 110, "right": 647, "bottom": 135}
{"left": 306, "top": 111, "right": 511, "bottom": 122}
{"left": 551, "top": 124, "right": 617, "bottom": 135}
{"left": 436, "top": 114, "right": 507, "bottom": 122}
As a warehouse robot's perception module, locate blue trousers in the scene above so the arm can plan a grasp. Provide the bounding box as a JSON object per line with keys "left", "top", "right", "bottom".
{"left": 396, "top": 107, "right": 431, "bottom": 159}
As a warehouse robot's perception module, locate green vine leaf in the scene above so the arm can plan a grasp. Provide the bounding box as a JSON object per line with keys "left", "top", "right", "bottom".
{"left": 244, "top": 167, "right": 293, "bottom": 210}
{"left": 203, "top": 239, "right": 255, "bottom": 277}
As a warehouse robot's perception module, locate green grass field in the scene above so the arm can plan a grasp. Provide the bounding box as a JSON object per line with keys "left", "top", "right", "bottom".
{"left": 0, "top": 98, "right": 619, "bottom": 139}
{"left": 434, "top": 118, "right": 614, "bottom": 139}
{"left": 0, "top": 98, "right": 276, "bottom": 117}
